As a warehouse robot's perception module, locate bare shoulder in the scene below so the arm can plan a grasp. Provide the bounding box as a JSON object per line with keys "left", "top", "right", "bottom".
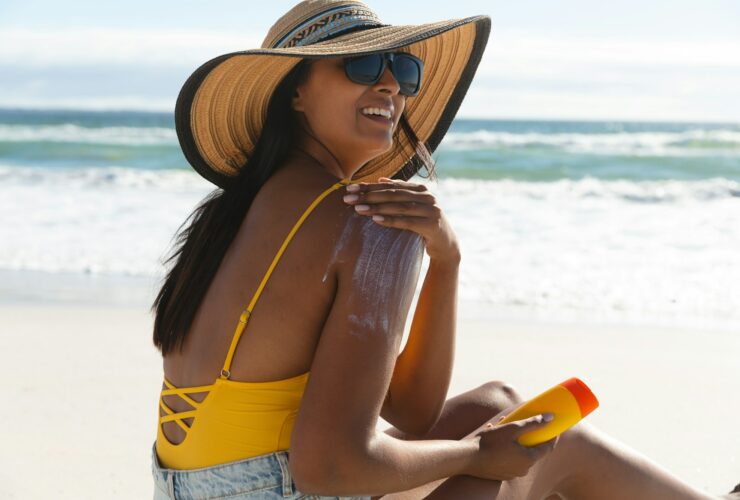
{"left": 333, "top": 213, "right": 425, "bottom": 335}
{"left": 256, "top": 162, "right": 425, "bottom": 290}
{"left": 254, "top": 162, "right": 354, "bottom": 241}
{"left": 289, "top": 173, "right": 425, "bottom": 486}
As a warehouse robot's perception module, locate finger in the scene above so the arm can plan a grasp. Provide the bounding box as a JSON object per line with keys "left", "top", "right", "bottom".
{"left": 369, "top": 214, "right": 427, "bottom": 231}
{"left": 350, "top": 189, "right": 435, "bottom": 206}
{"left": 527, "top": 437, "right": 558, "bottom": 459}
{"left": 494, "top": 401, "right": 526, "bottom": 424}
{"left": 511, "top": 413, "right": 554, "bottom": 436}
{"left": 346, "top": 180, "right": 428, "bottom": 194}
{"left": 353, "top": 201, "right": 435, "bottom": 218}
{"left": 377, "top": 177, "right": 430, "bottom": 192}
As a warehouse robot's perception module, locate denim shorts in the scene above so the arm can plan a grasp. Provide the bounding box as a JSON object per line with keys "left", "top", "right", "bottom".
{"left": 151, "top": 442, "right": 371, "bottom": 500}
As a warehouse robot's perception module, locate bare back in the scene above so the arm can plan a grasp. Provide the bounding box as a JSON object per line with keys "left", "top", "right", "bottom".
{"left": 160, "top": 160, "right": 423, "bottom": 445}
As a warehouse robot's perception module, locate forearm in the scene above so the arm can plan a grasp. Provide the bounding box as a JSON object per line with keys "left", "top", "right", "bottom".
{"left": 389, "top": 256, "right": 460, "bottom": 434}
{"left": 305, "top": 431, "right": 479, "bottom": 497}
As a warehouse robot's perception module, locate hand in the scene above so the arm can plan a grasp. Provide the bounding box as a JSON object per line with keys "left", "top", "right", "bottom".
{"left": 463, "top": 413, "right": 558, "bottom": 481}
{"left": 343, "top": 177, "right": 460, "bottom": 263}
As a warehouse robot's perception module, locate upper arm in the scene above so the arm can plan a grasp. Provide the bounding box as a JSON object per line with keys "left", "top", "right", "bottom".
{"left": 290, "top": 210, "right": 424, "bottom": 487}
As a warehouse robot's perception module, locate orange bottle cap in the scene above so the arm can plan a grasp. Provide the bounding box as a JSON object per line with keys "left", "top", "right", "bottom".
{"left": 560, "top": 377, "right": 599, "bottom": 417}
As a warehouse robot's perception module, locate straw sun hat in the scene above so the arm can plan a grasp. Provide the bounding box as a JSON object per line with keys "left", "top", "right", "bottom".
{"left": 175, "top": 0, "right": 491, "bottom": 188}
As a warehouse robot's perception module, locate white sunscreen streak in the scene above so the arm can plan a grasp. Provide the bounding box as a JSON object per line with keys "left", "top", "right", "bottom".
{"left": 321, "top": 217, "right": 355, "bottom": 283}
{"left": 348, "top": 217, "right": 423, "bottom": 343}
{"left": 320, "top": 212, "right": 424, "bottom": 342}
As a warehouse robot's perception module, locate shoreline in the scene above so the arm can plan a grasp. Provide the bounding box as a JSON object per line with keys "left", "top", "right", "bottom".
{"left": 0, "top": 300, "right": 737, "bottom": 498}
{"left": 2, "top": 267, "right": 736, "bottom": 332}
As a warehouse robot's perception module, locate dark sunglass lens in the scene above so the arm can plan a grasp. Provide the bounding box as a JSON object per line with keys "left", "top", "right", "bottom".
{"left": 392, "top": 54, "right": 422, "bottom": 96}
{"left": 345, "top": 54, "right": 384, "bottom": 85}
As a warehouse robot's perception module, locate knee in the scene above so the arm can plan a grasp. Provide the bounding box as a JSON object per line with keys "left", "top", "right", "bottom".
{"left": 557, "top": 420, "right": 598, "bottom": 449}
{"left": 476, "top": 380, "right": 523, "bottom": 411}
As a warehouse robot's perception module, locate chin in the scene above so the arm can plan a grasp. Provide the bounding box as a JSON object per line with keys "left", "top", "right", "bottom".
{"left": 364, "top": 135, "right": 395, "bottom": 156}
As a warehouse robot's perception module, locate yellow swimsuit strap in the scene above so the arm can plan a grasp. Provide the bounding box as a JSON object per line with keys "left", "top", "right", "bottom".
{"left": 219, "top": 178, "right": 352, "bottom": 379}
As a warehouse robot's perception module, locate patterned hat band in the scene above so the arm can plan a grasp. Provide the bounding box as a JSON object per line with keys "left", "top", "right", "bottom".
{"left": 267, "top": 4, "right": 384, "bottom": 49}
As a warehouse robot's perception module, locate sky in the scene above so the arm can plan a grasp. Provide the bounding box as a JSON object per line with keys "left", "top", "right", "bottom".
{"left": 1, "top": 0, "right": 739, "bottom": 122}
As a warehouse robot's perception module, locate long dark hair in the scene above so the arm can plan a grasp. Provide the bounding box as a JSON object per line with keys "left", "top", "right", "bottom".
{"left": 151, "top": 58, "right": 437, "bottom": 356}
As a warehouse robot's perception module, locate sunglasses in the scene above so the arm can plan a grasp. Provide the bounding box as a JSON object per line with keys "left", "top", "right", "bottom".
{"left": 343, "top": 52, "right": 424, "bottom": 97}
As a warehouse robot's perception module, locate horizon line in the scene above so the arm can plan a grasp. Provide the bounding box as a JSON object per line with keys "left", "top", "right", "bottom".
{"left": 0, "top": 106, "right": 738, "bottom": 126}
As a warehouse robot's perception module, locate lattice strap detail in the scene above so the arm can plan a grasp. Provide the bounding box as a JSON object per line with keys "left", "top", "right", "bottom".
{"left": 159, "top": 399, "right": 196, "bottom": 433}
{"left": 162, "top": 377, "right": 214, "bottom": 393}
{"left": 159, "top": 377, "right": 216, "bottom": 433}
{"left": 159, "top": 410, "right": 198, "bottom": 423}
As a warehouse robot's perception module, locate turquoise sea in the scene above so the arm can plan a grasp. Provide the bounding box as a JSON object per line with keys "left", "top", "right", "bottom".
{"left": 1, "top": 108, "right": 738, "bottom": 328}
{"left": 1, "top": 108, "right": 739, "bottom": 181}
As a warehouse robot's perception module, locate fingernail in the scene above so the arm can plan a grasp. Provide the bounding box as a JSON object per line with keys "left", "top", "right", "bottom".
{"left": 355, "top": 204, "right": 370, "bottom": 212}
{"left": 346, "top": 184, "right": 360, "bottom": 192}
{"left": 543, "top": 413, "right": 554, "bottom": 422}
{"left": 372, "top": 215, "right": 385, "bottom": 221}
{"left": 343, "top": 194, "right": 359, "bottom": 203}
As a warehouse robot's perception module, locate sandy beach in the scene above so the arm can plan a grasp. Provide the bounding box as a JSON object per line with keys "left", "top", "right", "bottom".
{"left": 1, "top": 296, "right": 737, "bottom": 499}
{"left": 2, "top": 1, "right": 739, "bottom": 496}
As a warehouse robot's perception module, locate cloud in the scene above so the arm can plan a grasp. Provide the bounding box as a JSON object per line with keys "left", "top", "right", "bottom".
{"left": 463, "top": 28, "right": 740, "bottom": 120}
{"left": 0, "top": 27, "right": 264, "bottom": 67}
{"left": 1, "top": 26, "right": 739, "bottom": 121}
{"left": 483, "top": 28, "right": 740, "bottom": 71}
{"left": 4, "top": 26, "right": 740, "bottom": 69}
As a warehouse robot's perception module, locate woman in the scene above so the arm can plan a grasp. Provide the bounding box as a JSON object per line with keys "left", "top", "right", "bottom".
{"left": 150, "top": 1, "right": 739, "bottom": 498}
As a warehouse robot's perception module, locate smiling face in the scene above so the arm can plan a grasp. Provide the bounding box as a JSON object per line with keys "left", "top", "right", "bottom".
{"left": 290, "top": 55, "right": 407, "bottom": 175}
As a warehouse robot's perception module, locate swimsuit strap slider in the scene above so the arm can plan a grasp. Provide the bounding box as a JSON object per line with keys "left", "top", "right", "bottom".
{"left": 239, "top": 309, "right": 250, "bottom": 324}
{"left": 220, "top": 369, "right": 231, "bottom": 379}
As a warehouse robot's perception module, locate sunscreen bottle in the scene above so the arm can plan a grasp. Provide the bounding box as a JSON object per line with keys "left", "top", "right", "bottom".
{"left": 497, "top": 377, "right": 599, "bottom": 446}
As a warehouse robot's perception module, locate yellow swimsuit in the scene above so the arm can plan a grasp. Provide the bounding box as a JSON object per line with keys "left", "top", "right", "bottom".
{"left": 156, "top": 178, "right": 350, "bottom": 470}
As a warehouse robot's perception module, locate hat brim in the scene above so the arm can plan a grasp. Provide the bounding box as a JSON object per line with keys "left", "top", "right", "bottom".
{"left": 175, "top": 15, "right": 491, "bottom": 188}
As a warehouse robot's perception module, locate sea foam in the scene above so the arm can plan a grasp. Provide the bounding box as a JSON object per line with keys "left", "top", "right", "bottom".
{"left": 443, "top": 128, "right": 740, "bottom": 156}
{"left": 0, "top": 166, "right": 737, "bottom": 329}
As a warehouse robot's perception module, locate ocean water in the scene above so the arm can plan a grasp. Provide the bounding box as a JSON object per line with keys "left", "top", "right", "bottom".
{"left": 1, "top": 108, "right": 738, "bottom": 329}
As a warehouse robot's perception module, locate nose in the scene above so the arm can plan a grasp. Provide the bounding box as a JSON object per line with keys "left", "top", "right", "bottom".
{"left": 373, "top": 64, "right": 401, "bottom": 95}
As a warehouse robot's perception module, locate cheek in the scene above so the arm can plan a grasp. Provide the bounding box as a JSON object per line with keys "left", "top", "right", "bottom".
{"left": 394, "top": 98, "right": 406, "bottom": 125}
{"left": 304, "top": 85, "right": 361, "bottom": 131}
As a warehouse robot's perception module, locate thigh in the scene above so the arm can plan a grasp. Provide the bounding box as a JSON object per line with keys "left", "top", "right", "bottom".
{"left": 383, "top": 421, "right": 561, "bottom": 500}
{"left": 375, "top": 381, "right": 524, "bottom": 499}
{"left": 379, "top": 409, "right": 520, "bottom": 500}
{"left": 382, "top": 380, "right": 523, "bottom": 442}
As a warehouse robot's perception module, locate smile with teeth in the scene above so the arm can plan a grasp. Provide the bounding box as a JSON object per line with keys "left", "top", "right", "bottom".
{"left": 360, "top": 107, "right": 393, "bottom": 121}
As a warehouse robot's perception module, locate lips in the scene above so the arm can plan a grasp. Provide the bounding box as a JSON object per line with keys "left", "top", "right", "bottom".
{"left": 361, "top": 112, "right": 393, "bottom": 125}
{"left": 359, "top": 102, "right": 394, "bottom": 119}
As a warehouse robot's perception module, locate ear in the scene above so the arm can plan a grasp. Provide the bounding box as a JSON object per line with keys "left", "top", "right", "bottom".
{"left": 291, "top": 86, "right": 305, "bottom": 112}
